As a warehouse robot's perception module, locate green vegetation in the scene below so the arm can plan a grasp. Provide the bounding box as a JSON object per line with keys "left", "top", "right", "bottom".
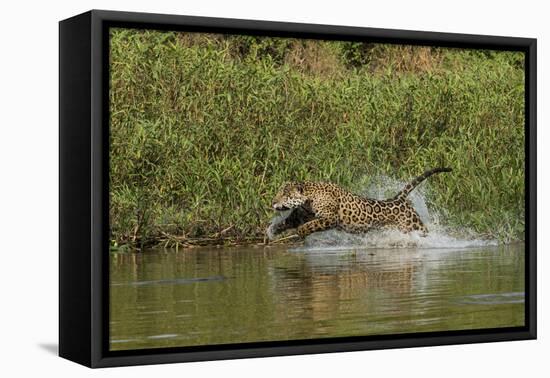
{"left": 109, "top": 28, "right": 525, "bottom": 250}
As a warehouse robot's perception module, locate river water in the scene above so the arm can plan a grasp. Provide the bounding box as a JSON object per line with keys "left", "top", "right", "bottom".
{"left": 110, "top": 243, "right": 524, "bottom": 351}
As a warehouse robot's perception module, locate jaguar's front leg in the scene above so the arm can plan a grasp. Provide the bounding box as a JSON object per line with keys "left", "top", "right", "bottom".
{"left": 267, "top": 207, "right": 315, "bottom": 240}
{"left": 297, "top": 217, "right": 337, "bottom": 238}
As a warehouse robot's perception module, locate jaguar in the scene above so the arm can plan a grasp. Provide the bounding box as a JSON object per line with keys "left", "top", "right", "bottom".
{"left": 269, "top": 167, "right": 452, "bottom": 239}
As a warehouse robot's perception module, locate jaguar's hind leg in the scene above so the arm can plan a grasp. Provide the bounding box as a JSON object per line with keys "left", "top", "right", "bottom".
{"left": 415, "top": 221, "right": 428, "bottom": 237}
{"left": 397, "top": 211, "right": 428, "bottom": 237}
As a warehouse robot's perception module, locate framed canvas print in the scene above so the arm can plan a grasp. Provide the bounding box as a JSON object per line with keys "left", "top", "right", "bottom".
{"left": 59, "top": 10, "right": 536, "bottom": 368}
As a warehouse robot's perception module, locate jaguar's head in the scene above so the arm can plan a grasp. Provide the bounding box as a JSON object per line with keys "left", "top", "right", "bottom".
{"left": 272, "top": 182, "right": 307, "bottom": 211}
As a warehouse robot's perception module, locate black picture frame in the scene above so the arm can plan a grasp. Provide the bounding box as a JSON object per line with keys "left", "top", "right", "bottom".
{"left": 59, "top": 9, "right": 537, "bottom": 368}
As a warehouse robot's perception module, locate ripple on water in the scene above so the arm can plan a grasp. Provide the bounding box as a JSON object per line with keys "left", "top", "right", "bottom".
{"left": 455, "top": 292, "right": 525, "bottom": 305}
{"left": 111, "top": 276, "right": 226, "bottom": 287}
{"left": 147, "top": 334, "right": 179, "bottom": 340}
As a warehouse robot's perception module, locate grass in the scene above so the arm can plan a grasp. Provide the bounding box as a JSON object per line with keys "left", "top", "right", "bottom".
{"left": 109, "top": 28, "right": 525, "bottom": 250}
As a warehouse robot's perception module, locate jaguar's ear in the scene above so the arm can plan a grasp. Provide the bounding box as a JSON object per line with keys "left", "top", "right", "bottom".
{"left": 295, "top": 183, "right": 304, "bottom": 193}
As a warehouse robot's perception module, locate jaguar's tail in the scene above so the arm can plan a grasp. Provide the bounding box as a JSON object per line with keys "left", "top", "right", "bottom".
{"left": 393, "top": 167, "right": 452, "bottom": 201}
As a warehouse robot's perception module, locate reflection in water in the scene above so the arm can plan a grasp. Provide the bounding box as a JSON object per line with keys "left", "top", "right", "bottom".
{"left": 110, "top": 244, "right": 525, "bottom": 351}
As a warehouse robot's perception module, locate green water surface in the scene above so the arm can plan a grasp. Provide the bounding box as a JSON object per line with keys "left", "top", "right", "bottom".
{"left": 110, "top": 243, "right": 525, "bottom": 351}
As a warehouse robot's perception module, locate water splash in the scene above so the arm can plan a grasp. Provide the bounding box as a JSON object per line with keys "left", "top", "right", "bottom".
{"left": 301, "top": 227, "right": 496, "bottom": 250}
{"left": 266, "top": 209, "right": 293, "bottom": 241}
{"left": 268, "top": 175, "right": 497, "bottom": 250}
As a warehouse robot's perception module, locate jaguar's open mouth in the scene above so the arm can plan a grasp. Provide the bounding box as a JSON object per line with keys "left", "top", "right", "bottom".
{"left": 273, "top": 204, "right": 290, "bottom": 211}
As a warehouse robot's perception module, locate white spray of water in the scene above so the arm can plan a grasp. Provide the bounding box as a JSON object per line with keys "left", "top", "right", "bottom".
{"left": 268, "top": 175, "right": 497, "bottom": 250}
{"left": 266, "top": 209, "right": 293, "bottom": 241}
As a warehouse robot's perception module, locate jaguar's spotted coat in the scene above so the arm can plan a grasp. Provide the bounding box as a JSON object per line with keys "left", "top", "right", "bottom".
{"left": 270, "top": 167, "right": 452, "bottom": 239}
